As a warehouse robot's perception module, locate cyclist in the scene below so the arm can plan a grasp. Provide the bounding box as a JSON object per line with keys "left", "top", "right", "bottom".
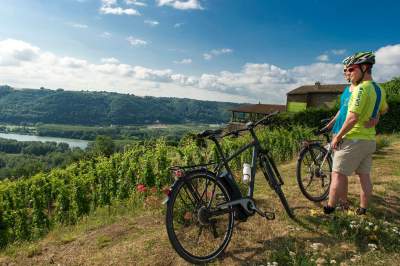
{"left": 322, "top": 57, "right": 379, "bottom": 210}
{"left": 324, "top": 51, "right": 388, "bottom": 215}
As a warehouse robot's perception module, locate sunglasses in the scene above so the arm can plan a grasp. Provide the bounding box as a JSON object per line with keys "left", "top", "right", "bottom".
{"left": 345, "top": 66, "right": 358, "bottom": 73}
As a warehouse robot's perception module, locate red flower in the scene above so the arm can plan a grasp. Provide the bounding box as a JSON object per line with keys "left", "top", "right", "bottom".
{"left": 136, "top": 184, "right": 147, "bottom": 193}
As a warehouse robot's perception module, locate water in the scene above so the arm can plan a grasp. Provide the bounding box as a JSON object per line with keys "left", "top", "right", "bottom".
{"left": 0, "top": 132, "right": 89, "bottom": 149}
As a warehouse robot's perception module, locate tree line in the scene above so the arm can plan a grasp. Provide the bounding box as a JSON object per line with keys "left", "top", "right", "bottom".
{"left": 0, "top": 86, "right": 238, "bottom": 126}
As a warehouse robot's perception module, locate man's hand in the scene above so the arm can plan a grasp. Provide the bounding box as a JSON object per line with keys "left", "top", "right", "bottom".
{"left": 331, "top": 135, "right": 343, "bottom": 150}
{"left": 364, "top": 117, "right": 379, "bottom": 128}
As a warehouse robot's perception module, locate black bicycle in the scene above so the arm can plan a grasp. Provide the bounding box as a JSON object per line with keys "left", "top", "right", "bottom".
{"left": 164, "top": 112, "right": 294, "bottom": 264}
{"left": 296, "top": 119, "right": 333, "bottom": 202}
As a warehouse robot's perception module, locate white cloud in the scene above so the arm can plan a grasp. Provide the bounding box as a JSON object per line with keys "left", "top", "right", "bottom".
{"left": 100, "top": 0, "right": 141, "bottom": 16}
{"left": 331, "top": 49, "right": 346, "bottom": 55}
{"left": 100, "top": 31, "right": 112, "bottom": 38}
{"left": 203, "top": 48, "right": 233, "bottom": 60}
{"left": 67, "top": 22, "right": 89, "bottom": 29}
{"left": 0, "top": 39, "right": 40, "bottom": 66}
{"left": 125, "top": 0, "right": 147, "bottom": 6}
{"left": 101, "top": 57, "right": 120, "bottom": 64}
{"left": 376, "top": 44, "right": 400, "bottom": 65}
{"left": 316, "top": 54, "right": 329, "bottom": 62}
{"left": 173, "top": 58, "right": 192, "bottom": 64}
{"left": 127, "top": 36, "right": 148, "bottom": 47}
{"left": 157, "top": 0, "right": 203, "bottom": 10}
{"left": 374, "top": 44, "right": 400, "bottom": 82}
{"left": 1, "top": 39, "right": 399, "bottom": 104}
{"left": 174, "top": 22, "right": 184, "bottom": 28}
{"left": 144, "top": 20, "right": 159, "bottom": 27}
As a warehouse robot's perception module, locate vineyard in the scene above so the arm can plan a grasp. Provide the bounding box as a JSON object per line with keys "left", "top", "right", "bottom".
{"left": 0, "top": 125, "right": 312, "bottom": 248}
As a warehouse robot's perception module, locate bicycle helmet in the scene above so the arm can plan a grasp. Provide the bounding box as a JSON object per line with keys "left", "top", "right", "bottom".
{"left": 343, "top": 51, "right": 375, "bottom": 66}
{"left": 342, "top": 55, "right": 352, "bottom": 66}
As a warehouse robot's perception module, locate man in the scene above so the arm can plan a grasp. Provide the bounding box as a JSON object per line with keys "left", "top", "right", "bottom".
{"left": 323, "top": 58, "right": 379, "bottom": 210}
{"left": 324, "top": 51, "right": 388, "bottom": 215}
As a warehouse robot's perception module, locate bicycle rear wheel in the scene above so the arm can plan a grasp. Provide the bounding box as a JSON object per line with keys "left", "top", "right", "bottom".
{"left": 259, "top": 154, "right": 294, "bottom": 219}
{"left": 296, "top": 143, "right": 332, "bottom": 202}
{"left": 165, "top": 170, "right": 234, "bottom": 264}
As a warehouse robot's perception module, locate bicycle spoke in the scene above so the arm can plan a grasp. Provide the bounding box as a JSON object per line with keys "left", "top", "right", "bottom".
{"left": 182, "top": 185, "right": 197, "bottom": 207}
{"left": 207, "top": 182, "right": 217, "bottom": 208}
{"left": 196, "top": 225, "right": 204, "bottom": 244}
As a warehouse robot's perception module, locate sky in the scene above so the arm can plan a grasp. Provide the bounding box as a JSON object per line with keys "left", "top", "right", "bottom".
{"left": 0, "top": 0, "right": 399, "bottom": 104}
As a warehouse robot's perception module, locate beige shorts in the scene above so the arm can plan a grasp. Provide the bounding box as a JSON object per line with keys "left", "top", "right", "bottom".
{"left": 332, "top": 139, "right": 376, "bottom": 176}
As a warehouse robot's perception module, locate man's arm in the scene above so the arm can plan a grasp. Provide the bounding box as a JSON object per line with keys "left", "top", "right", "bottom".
{"left": 332, "top": 111, "right": 358, "bottom": 149}
{"left": 323, "top": 110, "right": 340, "bottom": 130}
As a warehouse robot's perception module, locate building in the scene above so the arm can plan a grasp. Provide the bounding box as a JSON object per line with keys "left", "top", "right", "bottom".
{"left": 286, "top": 82, "right": 346, "bottom": 112}
{"left": 229, "top": 103, "right": 286, "bottom": 123}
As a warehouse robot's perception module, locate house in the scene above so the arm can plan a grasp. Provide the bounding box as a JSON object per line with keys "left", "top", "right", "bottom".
{"left": 286, "top": 82, "right": 347, "bottom": 112}
{"left": 229, "top": 103, "right": 286, "bottom": 123}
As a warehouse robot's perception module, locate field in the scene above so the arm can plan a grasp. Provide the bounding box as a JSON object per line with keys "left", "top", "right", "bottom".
{"left": 1, "top": 135, "right": 399, "bottom": 265}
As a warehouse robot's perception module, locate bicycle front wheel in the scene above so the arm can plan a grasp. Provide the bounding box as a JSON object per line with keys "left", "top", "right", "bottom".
{"left": 165, "top": 170, "right": 234, "bottom": 264}
{"left": 296, "top": 143, "right": 332, "bottom": 202}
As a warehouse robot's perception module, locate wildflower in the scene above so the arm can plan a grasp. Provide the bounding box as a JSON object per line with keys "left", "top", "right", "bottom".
{"left": 368, "top": 222, "right": 374, "bottom": 226}
{"left": 368, "top": 243, "right": 377, "bottom": 251}
{"left": 350, "top": 254, "right": 361, "bottom": 262}
{"left": 310, "top": 209, "right": 318, "bottom": 216}
{"left": 272, "top": 262, "right": 278, "bottom": 266}
{"left": 289, "top": 251, "right": 296, "bottom": 257}
{"left": 183, "top": 211, "right": 192, "bottom": 221}
{"left": 316, "top": 257, "right": 326, "bottom": 265}
{"left": 330, "top": 259, "right": 337, "bottom": 264}
{"left": 136, "top": 184, "right": 147, "bottom": 193}
{"left": 311, "top": 242, "right": 324, "bottom": 251}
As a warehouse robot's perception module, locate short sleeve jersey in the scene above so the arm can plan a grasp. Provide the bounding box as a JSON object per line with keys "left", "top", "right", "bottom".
{"left": 332, "top": 86, "right": 351, "bottom": 135}
{"left": 345, "top": 80, "right": 388, "bottom": 140}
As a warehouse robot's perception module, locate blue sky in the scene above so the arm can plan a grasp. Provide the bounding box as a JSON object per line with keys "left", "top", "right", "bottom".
{"left": 0, "top": 0, "right": 399, "bottom": 103}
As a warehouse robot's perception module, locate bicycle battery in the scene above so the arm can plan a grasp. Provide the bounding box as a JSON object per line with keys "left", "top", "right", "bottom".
{"left": 218, "top": 171, "right": 249, "bottom": 221}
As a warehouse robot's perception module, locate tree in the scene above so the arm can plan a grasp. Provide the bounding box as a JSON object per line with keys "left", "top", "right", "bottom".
{"left": 88, "top": 135, "right": 115, "bottom": 157}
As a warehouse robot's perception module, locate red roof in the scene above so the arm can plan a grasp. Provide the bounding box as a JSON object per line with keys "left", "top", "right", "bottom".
{"left": 229, "top": 104, "right": 286, "bottom": 114}
{"left": 287, "top": 83, "right": 347, "bottom": 95}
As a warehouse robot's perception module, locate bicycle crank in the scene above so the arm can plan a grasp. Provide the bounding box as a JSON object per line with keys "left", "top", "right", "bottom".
{"left": 247, "top": 200, "right": 275, "bottom": 220}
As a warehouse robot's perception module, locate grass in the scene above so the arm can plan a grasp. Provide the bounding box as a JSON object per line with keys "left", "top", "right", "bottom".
{"left": 1, "top": 135, "right": 399, "bottom": 265}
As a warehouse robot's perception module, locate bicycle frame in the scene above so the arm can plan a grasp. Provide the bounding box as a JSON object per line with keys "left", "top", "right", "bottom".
{"left": 210, "top": 127, "right": 280, "bottom": 199}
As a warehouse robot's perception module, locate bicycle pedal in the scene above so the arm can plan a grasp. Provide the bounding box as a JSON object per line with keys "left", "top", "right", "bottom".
{"left": 250, "top": 204, "right": 275, "bottom": 220}
{"left": 263, "top": 211, "right": 275, "bottom": 220}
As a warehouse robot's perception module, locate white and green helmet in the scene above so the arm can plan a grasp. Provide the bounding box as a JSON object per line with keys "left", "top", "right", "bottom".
{"left": 342, "top": 51, "right": 375, "bottom": 66}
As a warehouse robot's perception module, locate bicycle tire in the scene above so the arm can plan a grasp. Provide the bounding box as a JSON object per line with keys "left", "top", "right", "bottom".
{"left": 165, "top": 170, "right": 234, "bottom": 264}
{"left": 296, "top": 143, "right": 332, "bottom": 202}
{"left": 259, "top": 154, "right": 294, "bottom": 219}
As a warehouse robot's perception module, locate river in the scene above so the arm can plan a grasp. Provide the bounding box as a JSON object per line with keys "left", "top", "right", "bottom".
{"left": 0, "top": 132, "right": 89, "bottom": 149}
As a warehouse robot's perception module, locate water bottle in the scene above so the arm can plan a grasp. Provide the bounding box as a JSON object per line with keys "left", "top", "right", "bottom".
{"left": 242, "top": 163, "right": 251, "bottom": 183}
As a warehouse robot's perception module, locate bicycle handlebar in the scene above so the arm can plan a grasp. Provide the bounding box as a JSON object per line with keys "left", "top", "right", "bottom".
{"left": 197, "top": 111, "right": 280, "bottom": 139}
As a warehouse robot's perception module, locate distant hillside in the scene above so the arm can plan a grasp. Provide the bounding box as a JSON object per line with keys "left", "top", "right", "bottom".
{"left": 0, "top": 85, "right": 240, "bottom": 125}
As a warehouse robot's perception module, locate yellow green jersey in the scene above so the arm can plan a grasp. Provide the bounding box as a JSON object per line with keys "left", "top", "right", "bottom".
{"left": 345, "top": 80, "right": 388, "bottom": 140}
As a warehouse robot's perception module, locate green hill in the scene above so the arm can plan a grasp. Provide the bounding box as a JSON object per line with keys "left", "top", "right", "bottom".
{"left": 0, "top": 85, "right": 239, "bottom": 126}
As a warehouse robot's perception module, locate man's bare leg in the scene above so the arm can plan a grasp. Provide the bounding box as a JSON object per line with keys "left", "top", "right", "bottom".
{"left": 358, "top": 173, "right": 372, "bottom": 209}
{"left": 325, "top": 171, "right": 348, "bottom": 213}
